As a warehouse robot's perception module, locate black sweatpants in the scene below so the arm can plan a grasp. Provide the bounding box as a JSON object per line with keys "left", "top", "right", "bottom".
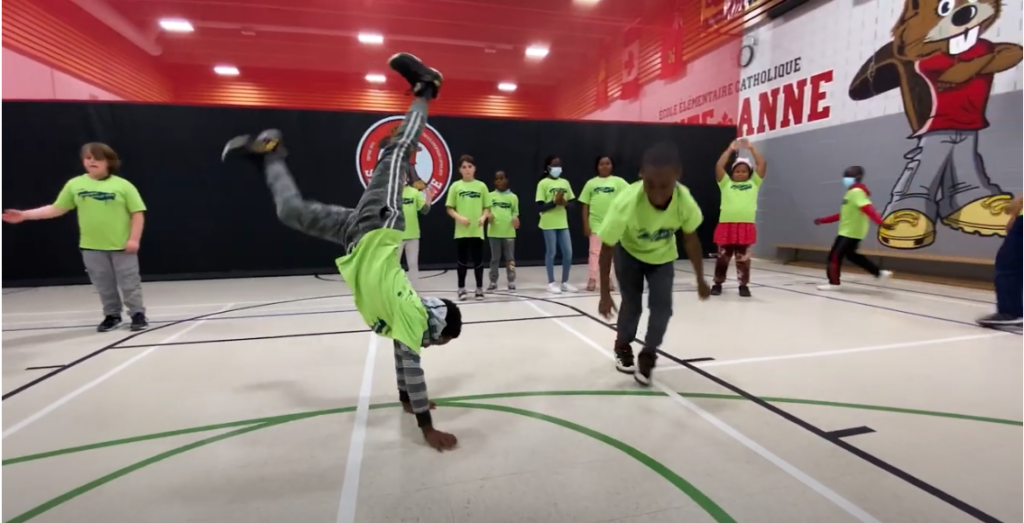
{"left": 456, "top": 237, "right": 485, "bottom": 289}
{"left": 615, "top": 246, "right": 675, "bottom": 353}
{"left": 826, "top": 235, "right": 880, "bottom": 285}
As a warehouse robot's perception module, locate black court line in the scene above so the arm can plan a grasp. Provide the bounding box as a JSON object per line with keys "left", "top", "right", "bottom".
{"left": 679, "top": 357, "right": 715, "bottom": 363}
{"left": 112, "top": 313, "right": 583, "bottom": 349}
{"left": 1, "top": 294, "right": 350, "bottom": 401}
{"left": 24, "top": 365, "right": 66, "bottom": 371}
{"left": 502, "top": 293, "right": 1005, "bottom": 523}
{"left": 674, "top": 267, "right": 1018, "bottom": 335}
{"left": 825, "top": 426, "right": 876, "bottom": 439}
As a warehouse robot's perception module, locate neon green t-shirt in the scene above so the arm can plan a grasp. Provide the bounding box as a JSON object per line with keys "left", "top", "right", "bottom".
{"left": 718, "top": 173, "right": 762, "bottom": 223}
{"left": 536, "top": 177, "right": 575, "bottom": 230}
{"left": 488, "top": 190, "right": 519, "bottom": 239}
{"left": 838, "top": 187, "right": 872, "bottom": 240}
{"left": 401, "top": 186, "right": 426, "bottom": 240}
{"left": 336, "top": 228, "right": 428, "bottom": 353}
{"left": 445, "top": 179, "right": 491, "bottom": 239}
{"left": 53, "top": 174, "right": 147, "bottom": 251}
{"left": 580, "top": 175, "right": 629, "bottom": 234}
{"left": 597, "top": 181, "right": 704, "bottom": 265}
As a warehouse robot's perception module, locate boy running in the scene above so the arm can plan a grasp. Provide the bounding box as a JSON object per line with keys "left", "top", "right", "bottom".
{"left": 222, "top": 53, "right": 461, "bottom": 451}
{"left": 597, "top": 142, "right": 711, "bottom": 386}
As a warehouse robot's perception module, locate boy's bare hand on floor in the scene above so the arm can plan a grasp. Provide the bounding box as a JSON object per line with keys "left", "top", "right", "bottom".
{"left": 423, "top": 427, "right": 458, "bottom": 451}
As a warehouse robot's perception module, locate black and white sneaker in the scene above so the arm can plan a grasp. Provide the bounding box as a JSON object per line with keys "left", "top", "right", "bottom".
{"left": 486, "top": 283, "right": 498, "bottom": 293}
{"left": 457, "top": 288, "right": 468, "bottom": 301}
{"left": 634, "top": 351, "right": 657, "bottom": 386}
{"left": 614, "top": 344, "right": 635, "bottom": 374}
{"left": 475, "top": 288, "right": 485, "bottom": 300}
{"left": 97, "top": 315, "right": 122, "bottom": 332}
{"left": 388, "top": 53, "right": 443, "bottom": 99}
{"left": 130, "top": 312, "right": 149, "bottom": 331}
{"left": 507, "top": 283, "right": 516, "bottom": 292}
{"left": 221, "top": 129, "right": 285, "bottom": 162}
{"left": 976, "top": 313, "right": 1023, "bottom": 327}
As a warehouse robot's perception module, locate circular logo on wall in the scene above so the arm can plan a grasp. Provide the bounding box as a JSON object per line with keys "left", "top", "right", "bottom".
{"left": 355, "top": 115, "right": 452, "bottom": 204}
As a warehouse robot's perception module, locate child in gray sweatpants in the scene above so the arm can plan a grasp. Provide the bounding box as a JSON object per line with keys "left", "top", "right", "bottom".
{"left": 222, "top": 53, "right": 462, "bottom": 452}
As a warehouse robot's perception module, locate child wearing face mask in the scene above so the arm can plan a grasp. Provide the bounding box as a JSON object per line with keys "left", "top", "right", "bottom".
{"left": 486, "top": 170, "right": 519, "bottom": 292}
{"left": 537, "top": 156, "right": 577, "bottom": 294}
{"left": 813, "top": 166, "right": 894, "bottom": 291}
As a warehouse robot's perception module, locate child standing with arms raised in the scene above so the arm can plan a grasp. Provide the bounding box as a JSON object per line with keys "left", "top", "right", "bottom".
{"left": 486, "top": 170, "right": 519, "bottom": 292}
{"left": 537, "top": 156, "right": 577, "bottom": 294}
{"left": 446, "top": 155, "right": 491, "bottom": 301}
{"left": 712, "top": 139, "right": 766, "bottom": 297}
{"left": 580, "top": 156, "right": 628, "bottom": 291}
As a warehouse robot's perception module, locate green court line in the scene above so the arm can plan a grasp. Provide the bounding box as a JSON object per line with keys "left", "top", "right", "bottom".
{"left": 4, "top": 402, "right": 738, "bottom": 523}
{"left": 446, "top": 401, "right": 737, "bottom": 523}
{"left": 5, "top": 390, "right": 1020, "bottom": 467}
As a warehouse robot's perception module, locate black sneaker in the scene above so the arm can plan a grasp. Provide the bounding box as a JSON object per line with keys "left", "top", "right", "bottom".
{"left": 388, "top": 53, "right": 443, "bottom": 99}
{"left": 614, "top": 344, "right": 635, "bottom": 374}
{"left": 97, "top": 315, "right": 122, "bottom": 332}
{"left": 475, "top": 288, "right": 485, "bottom": 300}
{"left": 634, "top": 350, "right": 657, "bottom": 387}
{"left": 458, "top": 288, "right": 468, "bottom": 301}
{"left": 130, "top": 312, "right": 149, "bottom": 331}
{"left": 976, "top": 313, "right": 1023, "bottom": 327}
{"left": 710, "top": 284, "right": 723, "bottom": 296}
{"left": 738, "top": 285, "right": 752, "bottom": 297}
{"left": 486, "top": 283, "right": 498, "bottom": 293}
{"left": 221, "top": 129, "right": 285, "bottom": 162}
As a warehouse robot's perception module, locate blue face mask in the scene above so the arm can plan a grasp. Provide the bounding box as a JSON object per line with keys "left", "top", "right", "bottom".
{"left": 549, "top": 166, "right": 562, "bottom": 178}
{"left": 842, "top": 177, "right": 856, "bottom": 189}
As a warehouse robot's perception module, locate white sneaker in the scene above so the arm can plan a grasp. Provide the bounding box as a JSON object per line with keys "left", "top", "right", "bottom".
{"left": 876, "top": 270, "right": 893, "bottom": 282}
{"left": 561, "top": 282, "right": 578, "bottom": 293}
{"left": 547, "top": 282, "right": 563, "bottom": 294}
{"left": 817, "top": 283, "right": 841, "bottom": 291}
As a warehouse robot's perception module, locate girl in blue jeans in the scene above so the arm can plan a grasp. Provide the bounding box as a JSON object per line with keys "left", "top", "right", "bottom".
{"left": 536, "top": 156, "right": 577, "bottom": 294}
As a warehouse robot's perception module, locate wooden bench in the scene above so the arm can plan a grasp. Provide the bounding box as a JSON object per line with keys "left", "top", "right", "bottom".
{"left": 774, "top": 243, "right": 994, "bottom": 288}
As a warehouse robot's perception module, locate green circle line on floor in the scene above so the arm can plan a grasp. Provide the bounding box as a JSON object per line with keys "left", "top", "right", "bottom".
{"left": 4, "top": 390, "right": 1020, "bottom": 523}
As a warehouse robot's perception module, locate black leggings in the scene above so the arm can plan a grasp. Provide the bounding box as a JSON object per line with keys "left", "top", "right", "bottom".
{"left": 456, "top": 238, "right": 485, "bottom": 288}
{"left": 827, "top": 236, "right": 880, "bottom": 284}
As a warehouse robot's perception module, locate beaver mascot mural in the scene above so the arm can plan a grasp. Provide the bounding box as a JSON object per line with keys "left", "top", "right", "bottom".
{"left": 848, "top": 0, "right": 1022, "bottom": 249}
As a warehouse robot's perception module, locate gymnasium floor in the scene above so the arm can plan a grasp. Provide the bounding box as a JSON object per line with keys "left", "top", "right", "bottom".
{"left": 2, "top": 260, "right": 1021, "bottom": 523}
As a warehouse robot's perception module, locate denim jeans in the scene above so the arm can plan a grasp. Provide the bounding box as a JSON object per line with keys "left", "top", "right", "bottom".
{"left": 995, "top": 216, "right": 1022, "bottom": 317}
{"left": 542, "top": 228, "right": 573, "bottom": 284}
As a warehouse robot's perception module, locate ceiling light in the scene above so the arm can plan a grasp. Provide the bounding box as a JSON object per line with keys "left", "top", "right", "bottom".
{"left": 498, "top": 82, "right": 517, "bottom": 92}
{"left": 159, "top": 19, "right": 194, "bottom": 32}
{"left": 366, "top": 73, "right": 386, "bottom": 83}
{"left": 573, "top": 0, "right": 601, "bottom": 5}
{"left": 358, "top": 33, "right": 384, "bottom": 45}
{"left": 214, "top": 65, "right": 240, "bottom": 76}
{"left": 525, "top": 46, "right": 549, "bottom": 59}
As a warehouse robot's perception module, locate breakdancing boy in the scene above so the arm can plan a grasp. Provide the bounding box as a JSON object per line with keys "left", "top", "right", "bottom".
{"left": 223, "top": 53, "right": 461, "bottom": 451}
{"left": 597, "top": 142, "right": 711, "bottom": 386}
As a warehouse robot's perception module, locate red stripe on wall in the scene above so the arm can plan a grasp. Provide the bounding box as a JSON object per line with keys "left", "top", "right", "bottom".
{"left": 2, "top": 0, "right": 173, "bottom": 102}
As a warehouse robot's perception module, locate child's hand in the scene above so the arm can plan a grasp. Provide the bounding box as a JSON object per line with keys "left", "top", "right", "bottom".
{"left": 513, "top": 217, "right": 520, "bottom": 229}
{"left": 477, "top": 215, "right": 488, "bottom": 227}
{"left": 554, "top": 191, "right": 567, "bottom": 206}
{"left": 2, "top": 210, "right": 26, "bottom": 224}
{"left": 125, "top": 239, "right": 140, "bottom": 253}
{"left": 456, "top": 216, "right": 471, "bottom": 227}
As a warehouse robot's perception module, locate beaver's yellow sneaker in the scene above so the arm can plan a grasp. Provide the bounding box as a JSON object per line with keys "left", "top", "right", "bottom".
{"left": 878, "top": 209, "right": 935, "bottom": 249}
{"left": 942, "top": 194, "right": 1013, "bottom": 237}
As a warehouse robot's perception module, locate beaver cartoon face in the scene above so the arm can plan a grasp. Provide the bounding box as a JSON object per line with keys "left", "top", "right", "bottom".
{"left": 893, "top": 0, "right": 1000, "bottom": 59}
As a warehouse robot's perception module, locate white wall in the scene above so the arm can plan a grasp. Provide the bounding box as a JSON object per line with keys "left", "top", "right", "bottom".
{"left": 2, "top": 47, "right": 123, "bottom": 101}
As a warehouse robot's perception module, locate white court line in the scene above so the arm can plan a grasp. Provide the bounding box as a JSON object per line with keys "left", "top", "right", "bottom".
{"left": 659, "top": 332, "right": 1007, "bottom": 372}
{"left": 521, "top": 300, "right": 885, "bottom": 523}
{"left": 1, "top": 297, "right": 353, "bottom": 317}
{"left": 2, "top": 303, "right": 235, "bottom": 440}
{"left": 335, "top": 334, "right": 379, "bottom": 523}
